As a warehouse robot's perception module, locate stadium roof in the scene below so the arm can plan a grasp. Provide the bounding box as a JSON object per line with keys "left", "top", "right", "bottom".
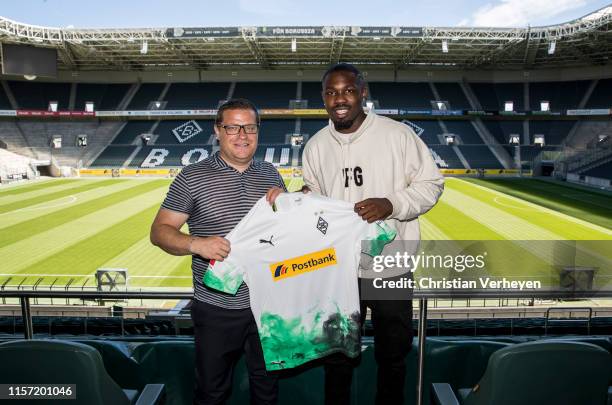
{"left": 0, "top": 6, "right": 611, "bottom": 72}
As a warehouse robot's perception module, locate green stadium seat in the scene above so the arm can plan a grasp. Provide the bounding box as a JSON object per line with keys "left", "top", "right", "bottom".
{"left": 432, "top": 340, "right": 611, "bottom": 405}
{"left": 75, "top": 339, "right": 148, "bottom": 390}
{"left": 0, "top": 340, "right": 164, "bottom": 405}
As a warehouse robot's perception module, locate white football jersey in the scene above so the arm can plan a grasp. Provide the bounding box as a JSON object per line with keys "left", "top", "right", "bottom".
{"left": 203, "top": 193, "right": 396, "bottom": 370}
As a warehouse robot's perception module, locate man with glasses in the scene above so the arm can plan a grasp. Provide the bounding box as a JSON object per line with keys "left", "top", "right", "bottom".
{"left": 151, "top": 98, "right": 285, "bottom": 405}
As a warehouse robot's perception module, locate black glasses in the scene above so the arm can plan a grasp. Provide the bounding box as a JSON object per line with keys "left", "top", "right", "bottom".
{"left": 218, "top": 124, "right": 259, "bottom": 135}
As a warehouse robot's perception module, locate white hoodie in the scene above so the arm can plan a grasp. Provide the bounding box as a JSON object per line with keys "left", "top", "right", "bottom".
{"left": 302, "top": 112, "right": 444, "bottom": 277}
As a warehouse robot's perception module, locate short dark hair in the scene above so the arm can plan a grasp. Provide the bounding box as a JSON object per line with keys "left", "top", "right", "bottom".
{"left": 215, "top": 98, "right": 260, "bottom": 125}
{"left": 321, "top": 63, "right": 365, "bottom": 89}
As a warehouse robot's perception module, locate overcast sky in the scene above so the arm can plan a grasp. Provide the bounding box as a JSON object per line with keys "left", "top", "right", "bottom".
{"left": 1, "top": 0, "right": 610, "bottom": 28}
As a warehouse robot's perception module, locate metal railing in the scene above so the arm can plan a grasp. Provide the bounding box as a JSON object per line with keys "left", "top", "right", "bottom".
{"left": 0, "top": 290, "right": 192, "bottom": 339}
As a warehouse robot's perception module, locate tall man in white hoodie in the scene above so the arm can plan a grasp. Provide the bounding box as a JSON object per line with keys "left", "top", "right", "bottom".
{"left": 302, "top": 63, "right": 444, "bottom": 405}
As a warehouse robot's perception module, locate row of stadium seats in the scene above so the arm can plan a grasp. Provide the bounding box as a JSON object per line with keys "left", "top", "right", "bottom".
{"left": 1, "top": 337, "right": 609, "bottom": 405}
{"left": 94, "top": 142, "right": 575, "bottom": 169}
{"left": 2, "top": 315, "right": 609, "bottom": 337}
{"left": 93, "top": 144, "right": 512, "bottom": 169}
{"left": 1, "top": 79, "right": 610, "bottom": 111}
{"left": 108, "top": 118, "right": 575, "bottom": 147}
{"left": 583, "top": 160, "right": 612, "bottom": 180}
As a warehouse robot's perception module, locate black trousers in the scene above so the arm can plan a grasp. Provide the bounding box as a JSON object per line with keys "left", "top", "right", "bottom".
{"left": 324, "top": 286, "right": 414, "bottom": 405}
{"left": 191, "top": 300, "right": 278, "bottom": 405}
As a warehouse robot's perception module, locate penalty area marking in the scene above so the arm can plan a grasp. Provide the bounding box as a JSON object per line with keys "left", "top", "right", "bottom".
{"left": 493, "top": 196, "right": 541, "bottom": 211}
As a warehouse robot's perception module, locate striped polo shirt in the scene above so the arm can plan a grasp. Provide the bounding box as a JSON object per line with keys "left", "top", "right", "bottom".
{"left": 161, "top": 152, "right": 286, "bottom": 309}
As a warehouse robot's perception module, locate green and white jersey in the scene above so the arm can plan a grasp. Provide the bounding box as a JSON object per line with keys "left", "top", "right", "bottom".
{"left": 203, "top": 193, "right": 396, "bottom": 371}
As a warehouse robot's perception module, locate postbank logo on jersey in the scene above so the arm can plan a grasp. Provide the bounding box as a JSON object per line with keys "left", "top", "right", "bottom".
{"left": 270, "top": 247, "right": 337, "bottom": 281}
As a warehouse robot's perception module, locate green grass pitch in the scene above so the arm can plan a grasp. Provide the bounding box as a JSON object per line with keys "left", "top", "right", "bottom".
{"left": 0, "top": 176, "right": 610, "bottom": 290}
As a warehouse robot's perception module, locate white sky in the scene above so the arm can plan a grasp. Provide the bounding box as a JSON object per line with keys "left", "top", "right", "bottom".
{"left": 1, "top": 0, "right": 610, "bottom": 28}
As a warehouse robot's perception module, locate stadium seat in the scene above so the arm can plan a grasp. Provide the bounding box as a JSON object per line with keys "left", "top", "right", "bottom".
{"left": 75, "top": 339, "right": 149, "bottom": 390}
{"left": 0, "top": 340, "right": 165, "bottom": 405}
{"left": 431, "top": 340, "right": 611, "bottom": 405}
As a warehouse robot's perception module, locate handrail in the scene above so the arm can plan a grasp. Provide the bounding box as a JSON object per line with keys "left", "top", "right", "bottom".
{"left": 0, "top": 290, "right": 193, "bottom": 299}
{"left": 544, "top": 307, "right": 593, "bottom": 335}
{"left": 0, "top": 290, "right": 194, "bottom": 340}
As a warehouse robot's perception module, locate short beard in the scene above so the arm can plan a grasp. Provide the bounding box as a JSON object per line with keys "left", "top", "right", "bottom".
{"left": 332, "top": 118, "right": 354, "bottom": 131}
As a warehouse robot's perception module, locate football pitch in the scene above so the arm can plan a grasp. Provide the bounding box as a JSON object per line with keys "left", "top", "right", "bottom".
{"left": 0, "top": 177, "right": 610, "bottom": 290}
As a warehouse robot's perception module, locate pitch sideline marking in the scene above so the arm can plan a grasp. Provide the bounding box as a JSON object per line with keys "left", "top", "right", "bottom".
{"left": 453, "top": 178, "right": 612, "bottom": 236}
{"left": 0, "top": 273, "right": 191, "bottom": 279}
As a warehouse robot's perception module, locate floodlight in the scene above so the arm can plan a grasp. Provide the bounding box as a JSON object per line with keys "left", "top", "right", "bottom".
{"left": 509, "top": 135, "right": 520, "bottom": 145}
{"left": 444, "top": 135, "right": 455, "bottom": 145}
{"left": 540, "top": 101, "right": 550, "bottom": 112}
{"left": 366, "top": 101, "right": 374, "bottom": 111}
{"left": 48, "top": 101, "right": 58, "bottom": 112}
{"left": 504, "top": 101, "right": 514, "bottom": 112}
{"left": 534, "top": 134, "right": 545, "bottom": 146}
{"left": 85, "top": 101, "right": 95, "bottom": 112}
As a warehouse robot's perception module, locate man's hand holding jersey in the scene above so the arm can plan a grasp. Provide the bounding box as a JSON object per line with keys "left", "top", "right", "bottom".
{"left": 354, "top": 198, "right": 393, "bottom": 223}
{"left": 266, "top": 186, "right": 393, "bottom": 223}
{"left": 189, "top": 236, "right": 231, "bottom": 262}
{"left": 150, "top": 208, "right": 231, "bottom": 261}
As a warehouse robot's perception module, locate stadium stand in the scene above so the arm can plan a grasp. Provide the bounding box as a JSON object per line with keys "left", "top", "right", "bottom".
{"left": 232, "top": 82, "right": 297, "bottom": 108}
{"left": 482, "top": 120, "right": 524, "bottom": 145}
{"left": 442, "top": 121, "right": 484, "bottom": 144}
{"left": 127, "top": 83, "right": 166, "bottom": 110}
{"left": 433, "top": 82, "right": 471, "bottom": 110}
{"left": 254, "top": 144, "right": 294, "bottom": 166}
{"left": 470, "top": 83, "right": 524, "bottom": 111}
{"left": 74, "top": 83, "right": 131, "bottom": 111}
{"left": 0, "top": 83, "right": 13, "bottom": 109}
{"left": 403, "top": 120, "right": 443, "bottom": 145}
{"left": 1, "top": 8, "right": 612, "bottom": 403}
{"left": 299, "top": 119, "right": 328, "bottom": 136}
{"left": 457, "top": 145, "right": 502, "bottom": 168}
{"left": 153, "top": 120, "right": 214, "bottom": 145}
{"left": 300, "top": 82, "right": 325, "bottom": 108}
{"left": 0, "top": 148, "right": 35, "bottom": 181}
{"left": 111, "top": 121, "right": 157, "bottom": 145}
{"left": 529, "top": 80, "right": 590, "bottom": 111}
{"left": 8, "top": 81, "right": 71, "bottom": 110}
{"left": 586, "top": 78, "right": 612, "bottom": 109}
{"left": 583, "top": 160, "right": 612, "bottom": 180}
{"left": 90, "top": 145, "right": 136, "bottom": 167}
{"left": 369, "top": 82, "right": 435, "bottom": 109}
{"left": 529, "top": 120, "right": 576, "bottom": 145}
{"left": 429, "top": 145, "right": 463, "bottom": 168}
{"left": 259, "top": 119, "right": 296, "bottom": 144}
{"left": 163, "top": 82, "right": 230, "bottom": 109}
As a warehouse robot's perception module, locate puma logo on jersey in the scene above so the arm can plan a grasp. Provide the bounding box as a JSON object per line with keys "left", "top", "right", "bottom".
{"left": 259, "top": 235, "right": 275, "bottom": 246}
{"left": 270, "top": 248, "right": 337, "bottom": 281}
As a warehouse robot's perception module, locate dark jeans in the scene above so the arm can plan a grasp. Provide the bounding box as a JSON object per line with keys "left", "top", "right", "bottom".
{"left": 324, "top": 283, "right": 414, "bottom": 405}
{"left": 191, "top": 300, "right": 278, "bottom": 405}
